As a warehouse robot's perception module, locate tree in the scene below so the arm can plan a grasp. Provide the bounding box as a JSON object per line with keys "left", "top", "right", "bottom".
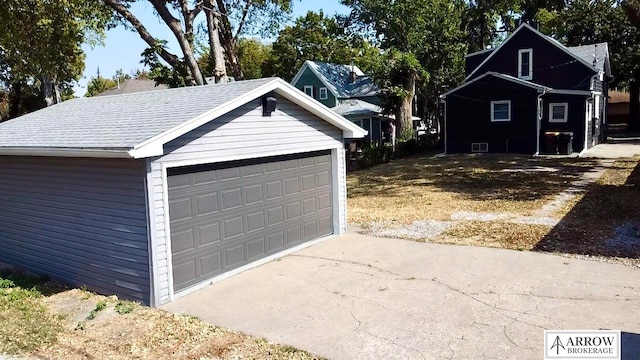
{"left": 0, "top": 0, "right": 112, "bottom": 116}
{"left": 343, "top": 0, "right": 467, "bottom": 138}
{"left": 236, "top": 39, "right": 271, "bottom": 79}
{"left": 622, "top": 0, "right": 640, "bottom": 129}
{"left": 539, "top": 0, "right": 640, "bottom": 130}
{"left": 85, "top": 77, "right": 117, "bottom": 97}
{"left": 104, "top": 0, "right": 293, "bottom": 85}
{"left": 263, "top": 11, "right": 362, "bottom": 81}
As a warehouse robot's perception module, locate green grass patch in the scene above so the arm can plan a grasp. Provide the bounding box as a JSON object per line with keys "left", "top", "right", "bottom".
{"left": 0, "top": 270, "right": 63, "bottom": 354}
{"left": 115, "top": 300, "right": 137, "bottom": 315}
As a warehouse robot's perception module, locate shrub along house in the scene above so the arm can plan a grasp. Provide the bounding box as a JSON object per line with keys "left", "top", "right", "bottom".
{"left": 291, "top": 61, "right": 392, "bottom": 144}
{"left": 441, "top": 23, "right": 611, "bottom": 155}
{"left": 0, "top": 78, "right": 366, "bottom": 306}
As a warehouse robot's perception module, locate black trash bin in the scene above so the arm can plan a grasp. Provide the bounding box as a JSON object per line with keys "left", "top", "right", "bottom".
{"left": 543, "top": 132, "right": 559, "bottom": 154}
{"left": 558, "top": 132, "right": 573, "bottom": 155}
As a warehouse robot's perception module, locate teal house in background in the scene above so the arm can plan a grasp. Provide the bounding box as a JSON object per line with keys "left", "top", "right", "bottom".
{"left": 291, "top": 60, "right": 389, "bottom": 143}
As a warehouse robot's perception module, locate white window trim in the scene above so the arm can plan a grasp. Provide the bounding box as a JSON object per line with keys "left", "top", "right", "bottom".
{"left": 518, "top": 49, "right": 533, "bottom": 80}
{"left": 472, "top": 143, "right": 488, "bottom": 152}
{"left": 491, "top": 100, "right": 511, "bottom": 122}
{"left": 319, "top": 87, "right": 328, "bottom": 100}
{"left": 303, "top": 85, "right": 313, "bottom": 97}
{"left": 548, "top": 102, "right": 568, "bottom": 123}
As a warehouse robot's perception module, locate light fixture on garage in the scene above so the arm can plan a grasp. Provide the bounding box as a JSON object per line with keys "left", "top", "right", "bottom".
{"left": 262, "top": 95, "right": 277, "bottom": 117}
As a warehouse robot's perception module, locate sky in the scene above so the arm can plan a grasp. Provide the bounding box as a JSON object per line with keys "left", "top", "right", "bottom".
{"left": 76, "top": 0, "right": 350, "bottom": 96}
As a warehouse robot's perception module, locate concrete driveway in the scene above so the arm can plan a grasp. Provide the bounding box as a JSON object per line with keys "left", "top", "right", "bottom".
{"left": 161, "top": 234, "right": 640, "bottom": 359}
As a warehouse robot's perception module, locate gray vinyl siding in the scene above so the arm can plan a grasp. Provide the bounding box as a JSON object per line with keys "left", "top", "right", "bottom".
{"left": 0, "top": 156, "right": 150, "bottom": 303}
{"left": 148, "top": 96, "right": 347, "bottom": 305}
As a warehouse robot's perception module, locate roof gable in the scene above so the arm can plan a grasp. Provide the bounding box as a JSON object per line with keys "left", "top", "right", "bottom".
{"left": 291, "top": 60, "right": 378, "bottom": 99}
{"left": 466, "top": 23, "right": 601, "bottom": 81}
{"left": 0, "top": 78, "right": 367, "bottom": 158}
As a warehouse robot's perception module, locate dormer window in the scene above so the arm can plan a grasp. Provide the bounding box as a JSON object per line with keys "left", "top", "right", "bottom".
{"left": 303, "top": 85, "right": 313, "bottom": 97}
{"left": 518, "top": 49, "right": 533, "bottom": 80}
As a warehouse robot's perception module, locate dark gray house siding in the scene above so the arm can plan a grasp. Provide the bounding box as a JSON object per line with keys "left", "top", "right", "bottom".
{"left": 468, "top": 26, "right": 596, "bottom": 91}
{"left": 0, "top": 156, "right": 151, "bottom": 303}
{"left": 445, "top": 76, "right": 539, "bottom": 154}
{"left": 540, "top": 94, "right": 589, "bottom": 153}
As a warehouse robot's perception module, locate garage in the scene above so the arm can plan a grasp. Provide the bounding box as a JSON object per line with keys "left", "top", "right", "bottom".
{"left": 0, "top": 78, "right": 366, "bottom": 306}
{"left": 168, "top": 151, "right": 333, "bottom": 292}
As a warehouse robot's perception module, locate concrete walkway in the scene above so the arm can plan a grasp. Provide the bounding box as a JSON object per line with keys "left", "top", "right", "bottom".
{"left": 581, "top": 134, "right": 640, "bottom": 158}
{"left": 161, "top": 234, "right": 640, "bottom": 359}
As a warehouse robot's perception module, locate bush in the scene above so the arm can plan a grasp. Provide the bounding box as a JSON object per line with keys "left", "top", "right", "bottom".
{"left": 357, "top": 143, "right": 393, "bottom": 169}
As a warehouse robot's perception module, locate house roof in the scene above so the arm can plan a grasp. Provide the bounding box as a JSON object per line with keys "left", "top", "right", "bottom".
{"left": 95, "top": 79, "right": 168, "bottom": 96}
{"left": 441, "top": 72, "right": 592, "bottom": 99}
{"left": 0, "top": 78, "right": 367, "bottom": 159}
{"left": 331, "top": 99, "right": 382, "bottom": 117}
{"left": 466, "top": 23, "right": 609, "bottom": 80}
{"left": 291, "top": 60, "right": 379, "bottom": 99}
{"left": 566, "top": 42, "right": 610, "bottom": 74}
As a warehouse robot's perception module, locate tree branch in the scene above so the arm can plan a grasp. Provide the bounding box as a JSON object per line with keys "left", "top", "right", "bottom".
{"left": 234, "top": 1, "right": 253, "bottom": 40}
{"left": 103, "top": 0, "right": 182, "bottom": 70}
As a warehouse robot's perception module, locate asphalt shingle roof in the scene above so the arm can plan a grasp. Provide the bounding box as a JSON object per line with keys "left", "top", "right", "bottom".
{"left": 0, "top": 78, "right": 275, "bottom": 150}
{"left": 566, "top": 42, "right": 609, "bottom": 73}
{"left": 307, "top": 61, "right": 379, "bottom": 98}
{"left": 331, "top": 99, "right": 381, "bottom": 117}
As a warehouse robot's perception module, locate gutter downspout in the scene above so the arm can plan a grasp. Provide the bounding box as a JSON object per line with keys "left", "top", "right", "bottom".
{"left": 535, "top": 89, "right": 545, "bottom": 156}
{"left": 440, "top": 97, "right": 447, "bottom": 154}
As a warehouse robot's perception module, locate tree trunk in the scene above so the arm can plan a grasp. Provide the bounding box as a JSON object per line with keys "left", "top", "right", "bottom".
{"left": 39, "top": 75, "right": 59, "bottom": 107}
{"left": 8, "top": 82, "right": 22, "bottom": 119}
{"left": 204, "top": 0, "right": 227, "bottom": 83}
{"left": 103, "top": 0, "right": 183, "bottom": 71}
{"left": 215, "top": 0, "right": 244, "bottom": 80}
{"left": 394, "top": 71, "right": 417, "bottom": 140}
{"left": 148, "top": 0, "right": 204, "bottom": 85}
{"left": 629, "top": 81, "right": 640, "bottom": 131}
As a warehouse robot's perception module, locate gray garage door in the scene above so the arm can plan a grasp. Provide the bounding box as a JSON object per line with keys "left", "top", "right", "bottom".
{"left": 167, "top": 151, "right": 333, "bottom": 292}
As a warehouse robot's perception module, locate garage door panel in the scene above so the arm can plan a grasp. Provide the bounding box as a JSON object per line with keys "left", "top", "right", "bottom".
{"left": 222, "top": 217, "right": 244, "bottom": 240}
{"left": 246, "top": 210, "right": 265, "bottom": 233}
{"left": 244, "top": 184, "right": 264, "bottom": 205}
{"left": 169, "top": 151, "right": 333, "bottom": 292}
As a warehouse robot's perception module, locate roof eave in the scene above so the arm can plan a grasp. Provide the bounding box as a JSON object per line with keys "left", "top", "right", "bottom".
{"left": 0, "top": 147, "right": 134, "bottom": 158}
{"left": 129, "top": 79, "right": 368, "bottom": 158}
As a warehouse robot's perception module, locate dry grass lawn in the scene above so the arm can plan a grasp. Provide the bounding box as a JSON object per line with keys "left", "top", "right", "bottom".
{"left": 348, "top": 153, "right": 640, "bottom": 263}
{"left": 347, "top": 154, "right": 597, "bottom": 225}
{"left": 0, "top": 270, "right": 323, "bottom": 360}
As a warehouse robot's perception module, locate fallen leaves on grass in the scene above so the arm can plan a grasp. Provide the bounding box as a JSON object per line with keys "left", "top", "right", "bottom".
{"left": 35, "top": 289, "right": 324, "bottom": 360}
{"left": 348, "top": 154, "right": 598, "bottom": 225}
{"left": 440, "top": 221, "right": 552, "bottom": 250}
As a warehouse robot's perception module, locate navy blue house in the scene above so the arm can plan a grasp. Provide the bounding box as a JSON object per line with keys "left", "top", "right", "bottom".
{"left": 441, "top": 23, "right": 611, "bottom": 155}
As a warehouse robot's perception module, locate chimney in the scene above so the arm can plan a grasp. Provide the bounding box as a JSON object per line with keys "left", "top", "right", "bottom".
{"left": 593, "top": 44, "right": 598, "bottom": 67}
{"left": 349, "top": 59, "right": 357, "bottom": 83}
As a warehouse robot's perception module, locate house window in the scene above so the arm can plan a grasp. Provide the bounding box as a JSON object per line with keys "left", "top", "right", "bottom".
{"left": 518, "top": 49, "right": 533, "bottom": 80}
{"left": 491, "top": 100, "right": 511, "bottom": 122}
{"left": 319, "top": 87, "right": 328, "bottom": 100}
{"left": 472, "top": 143, "right": 489, "bottom": 152}
{"left": 548, "top": 103, "right": 568, "bottom": 123}
{"left": 303, "top": 85, "right": 313, "bottom": 97}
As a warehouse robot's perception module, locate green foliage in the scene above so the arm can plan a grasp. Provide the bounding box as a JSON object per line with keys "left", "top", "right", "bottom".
{"left": 237, "top": 39, "right": 271, "bottom": 79}
{"left": 264, "top": 11, "right": 364, "bottom": 80}
{"left": 85, "top": 76, "right": 117, "bottom": 97}
{"left": 0, "top": 0, "right": 112, "bottom": 110}
{"left": 87, "top": 299, "right": 108, "bottom": 320}
{"left": 357, "top": 143, "right": 393, "bottom": 169}
{"left": 0, "top": 270, "right": 62, "bottom": 354}
{"left": 343, "top": 0, "right": 467, "bottom": 131}
{"left": 539, "top": 0, "right": 640, "bottom": 86}
{"left": 114, "top": 300, "right": 137, "bottom": 315}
